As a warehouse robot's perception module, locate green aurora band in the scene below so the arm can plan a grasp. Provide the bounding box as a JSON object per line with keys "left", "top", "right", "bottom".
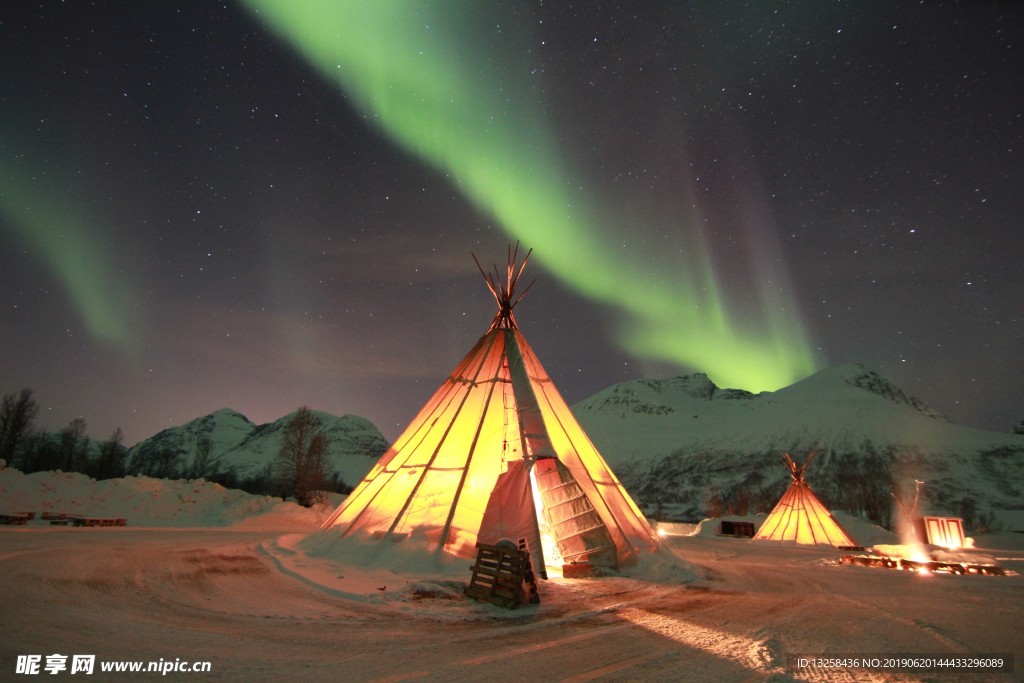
{"left": 0, "top": 155, "right": 137, "bottom": 353}
{"left": 242, "top": 0, "right": 819, "bottom": 391}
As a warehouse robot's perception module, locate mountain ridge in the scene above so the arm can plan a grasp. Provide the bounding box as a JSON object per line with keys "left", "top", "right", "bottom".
{"left": 107, "top": 362, "right": 1023, "bottom": 533}
{"left": 127, "top": 408, "right": 388, "bottom": 487}
{"left": 573, "top": 363, "right": 1024, "bottom": 531}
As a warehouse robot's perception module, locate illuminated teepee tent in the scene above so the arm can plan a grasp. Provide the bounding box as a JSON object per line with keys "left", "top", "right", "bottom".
{"left": 754, "top": 453, "right": 857, "bottom": 547}
{"left": 321, "top": 245, "right": 660, "bottom": 574}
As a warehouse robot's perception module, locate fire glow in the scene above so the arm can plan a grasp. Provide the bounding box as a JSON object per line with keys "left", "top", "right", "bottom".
{"left": 839, "top": 553, "right": 1007, "bottom": 576}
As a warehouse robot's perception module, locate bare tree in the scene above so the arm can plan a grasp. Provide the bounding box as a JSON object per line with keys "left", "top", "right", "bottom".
{"left": 275, "top": 407, "right": 330, "bottom": 507}
{"left": 130, "top": 445, "right": 182, "bottom": 479}
{"left": 20, "top": 433, "right": 60, "bottom": 473}
{"left": 93, "top": 427, "right": 127, "bottom": 480}
{"left": 60, "top": 417, "right": 89, "bottom": 472}
{"left": 186, "top": 436, "right": 221, "bottom": 479}
{"left": 0, "top": 387, "right": 39, "bottom": 465}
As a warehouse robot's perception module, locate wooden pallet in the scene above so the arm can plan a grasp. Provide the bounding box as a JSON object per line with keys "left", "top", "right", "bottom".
{"left": 71, "top": 516, "right": 127, "bottom": 527}
{"left": 0, "top": 513, "right": 30, "bottom": 525}
{"left": 42, "top": 513, "right": 127, "bottom": 527}
{"left": 840, "top": 554, "right": 1007, "bottom": 576}
{"left": 466, "top": 542, "right": 540, "bottom": 609}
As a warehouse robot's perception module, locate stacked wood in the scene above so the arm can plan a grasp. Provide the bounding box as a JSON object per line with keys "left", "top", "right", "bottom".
{"left": 466, "top": 542, "right": 540, "bottom": 609}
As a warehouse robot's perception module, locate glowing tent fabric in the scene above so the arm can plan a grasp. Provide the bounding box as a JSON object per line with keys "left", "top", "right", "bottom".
{"left": 754, "top": 453, "right": 857, "bottom": 547}
{"left": 320, "top": 248, "right": 660, "bottom": 569}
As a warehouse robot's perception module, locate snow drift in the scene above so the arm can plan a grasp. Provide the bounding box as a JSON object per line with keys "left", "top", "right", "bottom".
{"left": 0, "top": 468, "right": 329, "bottom": 529}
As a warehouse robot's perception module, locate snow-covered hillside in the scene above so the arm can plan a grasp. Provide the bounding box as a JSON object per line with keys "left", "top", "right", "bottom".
{"left": 573, "top": 363, "right": 1024, "bottom": 530}
{"left": 127, "top": 408, "right": 388, "bottom": 487}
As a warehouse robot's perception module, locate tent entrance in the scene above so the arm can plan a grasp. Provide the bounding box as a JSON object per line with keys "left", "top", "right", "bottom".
{"left": 476, "top": 461, "right": 548, "bottom": 579}
{"left": 532, "top": 457, "right": 618, "bottom": 570}
{"left": 477, "top": 457, "right": 619, "bottom": 579}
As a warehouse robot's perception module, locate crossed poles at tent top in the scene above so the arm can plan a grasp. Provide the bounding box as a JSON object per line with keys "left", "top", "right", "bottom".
{"left": 474, "top": 242, "right": 536, "bottom": 332}
{"left": 782, "top": 451, "right": 812, "bottom": 482}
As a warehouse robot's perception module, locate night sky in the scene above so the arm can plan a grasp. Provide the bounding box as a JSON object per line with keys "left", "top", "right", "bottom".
{"left": 1, "top": 1, "right": 1021, "bottom": 446}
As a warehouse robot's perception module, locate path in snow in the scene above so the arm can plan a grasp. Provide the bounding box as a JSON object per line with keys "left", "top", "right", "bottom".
{"left": 1, "top": 526, "right": 1021, "bottom": 682}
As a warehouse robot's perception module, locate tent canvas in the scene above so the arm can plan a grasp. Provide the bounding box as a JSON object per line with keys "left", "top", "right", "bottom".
{"left": 320, "top": 246, "right": 660, "bottom": 573}
{"left": 754, "top": 453, "right": 857, "bottom": 547}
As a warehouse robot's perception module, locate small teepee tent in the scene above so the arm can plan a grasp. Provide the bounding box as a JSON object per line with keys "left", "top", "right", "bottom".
{"left": 320, "top": 245, "right": 660, "bottom": 574}
{"left": 754, "top": 453, "right": 857, "bottom": 547}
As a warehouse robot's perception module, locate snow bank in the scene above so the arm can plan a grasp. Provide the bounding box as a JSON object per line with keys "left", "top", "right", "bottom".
{"left": 0, "top": 468, "right": 325, "bottom": 529}
{"left": 290, "top": 523, "right": 700, "bottom": 591}
{"left": 259, "top": 528, "right": 699, "bottom": 618}
{"left": 299, "top": 528, "right": 472, "bottom": 577}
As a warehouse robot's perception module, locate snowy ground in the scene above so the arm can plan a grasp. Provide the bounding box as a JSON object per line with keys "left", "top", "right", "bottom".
{"left": 2, "top": 471, "right": 1022, "bottom": 682}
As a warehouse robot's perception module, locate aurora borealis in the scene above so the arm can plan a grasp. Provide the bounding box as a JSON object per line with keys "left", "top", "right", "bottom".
{"left": 1, "top": 1, "right": 1021, "bottom": 443}
{"left": 1, "top": 151, "right": 139, "bottom": 353}
{"left": 241, "top": 0, "right": 818, "bottom": 393}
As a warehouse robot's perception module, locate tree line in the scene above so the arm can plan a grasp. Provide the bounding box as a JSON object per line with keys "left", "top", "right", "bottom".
{"left": 0, "top": 388, "right": 348, "bottom": 507}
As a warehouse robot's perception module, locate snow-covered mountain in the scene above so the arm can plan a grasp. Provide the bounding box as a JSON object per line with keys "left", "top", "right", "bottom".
{"left": 127, "top": 408, "right": 388, "bottom": 487}
{"left": 116, "top": 364, "right": 1022, "bottom": 532}
{"left": 573, "top": 363, "right": 1024, "bottom": 531}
